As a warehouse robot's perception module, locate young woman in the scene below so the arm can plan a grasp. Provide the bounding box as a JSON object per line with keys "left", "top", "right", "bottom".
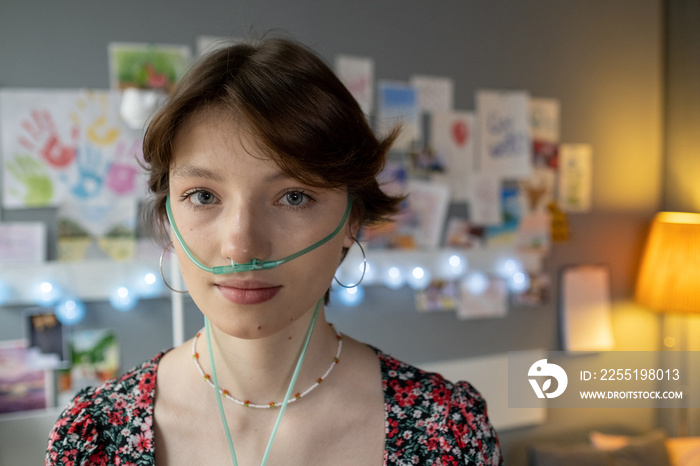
{"left": 47, "top": 37, "right": 502, "bottom": 465}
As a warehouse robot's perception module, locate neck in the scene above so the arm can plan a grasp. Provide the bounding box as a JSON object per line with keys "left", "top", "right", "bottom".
{"left": 196, "top": 304, "right": 339, "bottom": 406}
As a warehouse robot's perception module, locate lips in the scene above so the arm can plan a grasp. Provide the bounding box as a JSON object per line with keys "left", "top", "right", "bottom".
{"left": 215, "top": 280, "right": 282, "bottom": 305}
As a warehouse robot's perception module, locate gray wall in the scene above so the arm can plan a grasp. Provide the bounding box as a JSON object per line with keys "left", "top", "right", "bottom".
{"left": 0, "top": 1, "right": 670, "bottom": 463}
{"left": 665, "top": 0, "right": 700, "bottom": 213}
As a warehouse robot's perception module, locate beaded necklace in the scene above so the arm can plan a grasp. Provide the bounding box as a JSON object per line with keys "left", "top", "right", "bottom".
{"left": 192, "top": 323, "right": 343, "bottom": 409}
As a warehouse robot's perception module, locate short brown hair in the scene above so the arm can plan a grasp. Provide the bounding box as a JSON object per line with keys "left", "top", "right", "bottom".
{"left": 142, "top": 36, "right": 402, "bottom": 248}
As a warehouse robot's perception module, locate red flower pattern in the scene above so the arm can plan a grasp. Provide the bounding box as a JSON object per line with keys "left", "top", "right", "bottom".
{"left": 46, "top": 349, "right": 502, "bottom": 465}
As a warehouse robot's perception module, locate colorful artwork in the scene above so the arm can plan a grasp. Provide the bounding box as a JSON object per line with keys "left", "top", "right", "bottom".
{"left": 376, "top": 81, "right": 420, "bottom": 151}
{"left": 109, "top": 43, "right": 191, "bottom": 92}
{"left": 70, "top": 330, "right": 119, "bottom": 392}
{"left": 524, "top": 98, "right": 560, "bottom": 217}
{"left": 361, "top": 162, "right": 414, "bottom": 248}
{"left": 0, "top": 340, "right": 46, "bottom": 414}
{"left": 415, "top": 280, "right": 459, "bottom": 312}
{"left": 1, "top": 90, "right": 147, "bottom": 217}
{"left": 485, "top": 185, "right": 523, "bottom": 246}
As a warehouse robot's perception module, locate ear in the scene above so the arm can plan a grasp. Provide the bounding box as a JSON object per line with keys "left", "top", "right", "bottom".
{"left": 342, "top": 214, "right": 361, "bottom": 249}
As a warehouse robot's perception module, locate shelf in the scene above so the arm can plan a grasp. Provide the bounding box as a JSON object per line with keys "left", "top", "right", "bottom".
{"left": 0, "top": 257, "right": 172, "bottom": 307}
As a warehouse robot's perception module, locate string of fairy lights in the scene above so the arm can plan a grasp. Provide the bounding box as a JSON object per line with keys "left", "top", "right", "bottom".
{"left": 0, "top": 248, "right": 534, "bottom": 323}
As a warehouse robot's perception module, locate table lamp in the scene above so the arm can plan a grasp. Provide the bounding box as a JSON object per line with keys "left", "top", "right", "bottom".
{"left": 635, "top": 211, "right": 700, "bottom": 436}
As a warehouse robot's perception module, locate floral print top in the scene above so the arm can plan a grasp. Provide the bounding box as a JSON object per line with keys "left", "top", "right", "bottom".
{"left": 46, "top": 348, "right": 502, "bottom": 465}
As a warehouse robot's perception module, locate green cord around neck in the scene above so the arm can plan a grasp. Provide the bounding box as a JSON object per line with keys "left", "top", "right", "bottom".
{"left": 204, "top": 297, "right": 324, "bottom": 465}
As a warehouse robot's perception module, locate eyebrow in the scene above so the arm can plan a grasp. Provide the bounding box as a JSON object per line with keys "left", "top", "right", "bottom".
{"left": 263, "top": 171, "right": 295, "bottom": 184}
{"left": 171, "top": 164, "right": 226, "bottom": 182}
{"left": 171, "top": 163, "right": 294, "bottom": 185}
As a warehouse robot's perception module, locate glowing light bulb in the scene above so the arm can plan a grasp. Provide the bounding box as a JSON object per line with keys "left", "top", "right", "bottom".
{"left": 440, "top": 253, "right": 467, "bottom": 278}
{"left": 144, "top": 273, "right": 156, "bottom": 285}
{"left": 55, "top": 297, "right": 86, "bottom": 325}
{"left": 137, "top": 271, "right": 162, "bottom": 298}
{"left": 407, "top": 266, "right": 431, "bottom": 290}
{"left": 336, "top": 285, "right": 365, "bottom": 306}
{"left": 33, "top": 281, "right": 62, "bottom": 307}
{"left": 0, "top": 280, "right": 11, "bottom": 306}
{"left": 110, "top": 286, "right": 138, "bottom": 311}
{"left": 464, "top": 272, "right": 489, "bottom": 295}
{"left": 496, "top": 257, "right": 523, "bottom": 278}
{"left": 508, "top": 271, "right": 530, "bottom": 293}
{"left": 383, "top": 266, "right": 405, "bottom": 289}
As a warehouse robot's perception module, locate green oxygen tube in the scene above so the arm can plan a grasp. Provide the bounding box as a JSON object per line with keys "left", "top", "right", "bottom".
{"left": 204, "top": 298, "right": 324, "bottom": 466}
{"left": 166, "top": 195, "right": 352, "bottom": 274}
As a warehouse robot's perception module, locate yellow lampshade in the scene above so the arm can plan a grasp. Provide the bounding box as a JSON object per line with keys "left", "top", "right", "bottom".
{"left": 635, "top": 212, "right": 700, "bottom": 313}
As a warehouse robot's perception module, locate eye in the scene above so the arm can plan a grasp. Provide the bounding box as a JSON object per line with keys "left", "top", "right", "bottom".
{"left": 183, "top": 190, "right": 217, "bottom": 206}
{"left": 281, "top": 190, "right": 310, "bottom": 207}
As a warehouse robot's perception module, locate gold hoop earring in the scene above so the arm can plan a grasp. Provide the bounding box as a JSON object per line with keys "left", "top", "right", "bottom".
{"left": 334, "top": 239, "right": 366, "bottom": 289}
{"left": 160, "top": 242, "right": 188, "bottom": 294}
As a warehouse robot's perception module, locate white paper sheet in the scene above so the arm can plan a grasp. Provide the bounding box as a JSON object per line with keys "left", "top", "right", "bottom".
{"left": 429, "top": 111, "right": 475, "bottom": 202}
{"left": 457, "top": 277, "right": 508, "bottom": 320}
{"left": 410, "top": 75, "right": 454, "bottom": 112}
{"left": 404, "top": 180, "right": 450, "bottom": 248}
{"left": 476, "top": 90, "right": 533, "bottom": 178}
{"left": 558, "top": 143, "right": 592, "bottom": 212}
{"left": 561, "top": 265, "right": 614, "bottom": 351}
{"left": 0, "top": 222, "right": 47, "bottom": 264}
{"left": 335, "top": 55, "right": 374, "bottom": 116}
{"left": 529, "top": 97, "right": 560, "bottom": 144}
{"left": 469, "top": 172, "right": 502, "bottom": 226}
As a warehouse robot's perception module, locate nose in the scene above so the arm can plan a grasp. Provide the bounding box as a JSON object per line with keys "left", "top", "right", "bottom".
{"left": 219, "top": 201, "right": 273, "bottom": 265}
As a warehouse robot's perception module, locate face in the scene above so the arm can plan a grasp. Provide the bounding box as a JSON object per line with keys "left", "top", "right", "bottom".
{"left": 168, "top": 110, "right": 355, "bottom": 339}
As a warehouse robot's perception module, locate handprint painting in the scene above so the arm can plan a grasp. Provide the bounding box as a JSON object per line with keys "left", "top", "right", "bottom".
{"left": 0, "top": 89, "right": 147, "bottom": 260}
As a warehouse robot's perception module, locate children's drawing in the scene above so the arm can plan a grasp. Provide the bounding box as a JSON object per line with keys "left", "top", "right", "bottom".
{"left": 476, "top": 90, "right": 532, "bottom": 178}
{"left": 429, "top": 111, "right": 475, "bottom": 201}
{"left": 6, "top": 154, "right": 54, "bottom": 207}
{"left": 19, "top": 109, "right": 78, "bottom": 168}
{"left": 1, "top": 89, "right": 147, "bottom": 210}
